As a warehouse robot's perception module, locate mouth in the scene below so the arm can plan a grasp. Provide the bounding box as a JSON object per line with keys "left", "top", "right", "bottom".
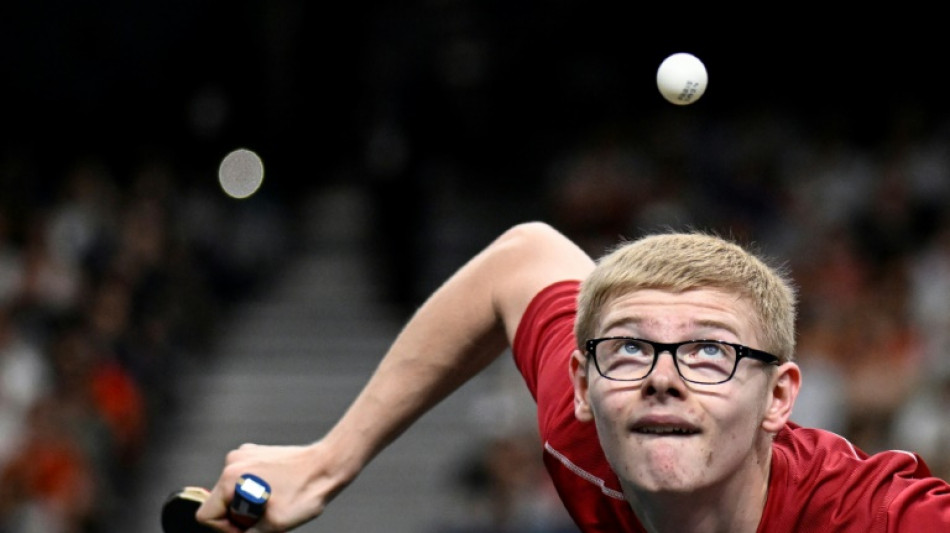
{"left": 633, "top": 425, "right": 701, "bottom": 436}
{"left": 631, "top": 417, "right": 701, "bottom": 436}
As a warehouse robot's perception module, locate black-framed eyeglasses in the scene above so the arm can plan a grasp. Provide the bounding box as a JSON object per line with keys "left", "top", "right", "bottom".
{"left": 584, "top": 337, "right": 780, "bottom": 385}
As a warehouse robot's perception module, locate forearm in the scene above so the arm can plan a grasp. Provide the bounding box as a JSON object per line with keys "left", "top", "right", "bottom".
{"left": 322, "top": 233, "right": 511, "bottom": 478}
{"left": 321, "top": 221, "right": 594, "bottom": 480}
{"left": 197, "top": 239, "right": 514, "bottom": 532}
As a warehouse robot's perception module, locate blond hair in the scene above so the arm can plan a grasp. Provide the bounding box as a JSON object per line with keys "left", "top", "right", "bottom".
{"left": 575, "top": 231, "right": 797, "bottom": 363}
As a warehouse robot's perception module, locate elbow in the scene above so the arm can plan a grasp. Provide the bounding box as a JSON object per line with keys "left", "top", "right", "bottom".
{"left": 502, "top": 221, "right": 562, "bottom": 244}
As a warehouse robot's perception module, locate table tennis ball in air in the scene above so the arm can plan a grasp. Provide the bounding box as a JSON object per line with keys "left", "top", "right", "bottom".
{"left": 656, "top": 53, "right": 708, "bottom": 105}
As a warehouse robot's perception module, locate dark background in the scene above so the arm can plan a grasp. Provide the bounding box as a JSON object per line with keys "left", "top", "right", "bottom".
{"left": 4, "top": 2, "right": 946, "bottom": 202}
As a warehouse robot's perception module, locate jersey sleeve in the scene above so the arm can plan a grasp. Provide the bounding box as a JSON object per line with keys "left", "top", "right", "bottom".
{"left": 512, "top": 280, "right": 582, "bottom": 402}
{"left": 766, "top": 423, "right": 950, "bottom": 532}
{"left": 879, "top": 455, "right": 950, "bottom": 532}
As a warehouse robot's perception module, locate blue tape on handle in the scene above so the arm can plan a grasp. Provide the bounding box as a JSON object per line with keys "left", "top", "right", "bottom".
{"left": 229, "top": 474, "right": 270, "bottom": 528}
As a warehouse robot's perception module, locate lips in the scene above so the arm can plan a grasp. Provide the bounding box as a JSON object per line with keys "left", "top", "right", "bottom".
{"left": 631, "top": 416, "right": 701, "bottom": 435}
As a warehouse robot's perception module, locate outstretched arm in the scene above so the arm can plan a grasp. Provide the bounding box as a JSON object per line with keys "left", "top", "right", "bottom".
{"left": 196, "top": 221, "right": 595, "bottom": 532}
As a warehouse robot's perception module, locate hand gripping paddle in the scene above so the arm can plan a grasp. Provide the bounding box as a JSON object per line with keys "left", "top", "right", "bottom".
{"left": 161, "top": 474, "right": 271, "bottom": 532}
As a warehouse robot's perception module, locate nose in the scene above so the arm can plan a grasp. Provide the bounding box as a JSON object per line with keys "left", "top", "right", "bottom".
{"left": 643, "top": 350, "right": 685, "bottom": 398}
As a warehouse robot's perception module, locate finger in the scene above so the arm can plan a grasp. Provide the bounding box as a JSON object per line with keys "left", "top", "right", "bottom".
{"left": 195, "top": 484, "right": 232, "bottom": 527}
{"left": 203, "top": 517, "right": 246, "bottom": 533}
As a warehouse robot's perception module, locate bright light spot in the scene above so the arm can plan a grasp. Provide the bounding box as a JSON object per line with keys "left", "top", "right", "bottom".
{"left": 240, "top": 477, "right": 268, "bottom": 499}
{"left": 218, "top": 148, "right": 264, "bottom": 199}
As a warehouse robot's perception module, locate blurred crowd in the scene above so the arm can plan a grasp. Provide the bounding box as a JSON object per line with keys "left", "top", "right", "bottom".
{"left": 0, "top": 148, "right": 290, "bottom": 532}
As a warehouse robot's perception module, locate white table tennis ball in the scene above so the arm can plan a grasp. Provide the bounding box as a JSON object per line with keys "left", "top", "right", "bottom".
{"left": 656, "top": 53, "right": 708, "bottom": 105}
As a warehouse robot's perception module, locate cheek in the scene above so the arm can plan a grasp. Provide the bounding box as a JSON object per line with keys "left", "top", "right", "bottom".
{"left": 590, "top": 384, "right": 634, "bottom": 419}
{"left": 709, "top": 387, "right": 770, "bottom": 444}
{"left": 595, "top": 389, "right": 624, "bottom": 413}
{"left": 588, "top": 388, "right": 632, "bottom": 440}
{"left": 588, "top": 391, "right": 635, "bottom": 474}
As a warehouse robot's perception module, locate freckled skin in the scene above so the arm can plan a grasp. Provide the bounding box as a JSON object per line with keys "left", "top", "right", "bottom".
{"left": 572, "top": 288, "right": 799, "bottom": 533}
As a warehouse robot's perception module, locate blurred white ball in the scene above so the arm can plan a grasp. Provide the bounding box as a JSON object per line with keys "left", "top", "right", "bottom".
{"left": 218, "top": 148, "right": 264, "bottom": 199}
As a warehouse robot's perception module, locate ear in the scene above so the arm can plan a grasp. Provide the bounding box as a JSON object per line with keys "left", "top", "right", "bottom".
{"left": 570, "top": 349, "right": 594, "bottom": 422}
{"left": 761, "top": 362, "right": 801, "bottom": 433}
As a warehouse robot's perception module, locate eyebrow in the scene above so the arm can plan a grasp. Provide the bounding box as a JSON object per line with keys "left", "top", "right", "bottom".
{"left": 600, "top": 316, "right": 742, "bottom": 340}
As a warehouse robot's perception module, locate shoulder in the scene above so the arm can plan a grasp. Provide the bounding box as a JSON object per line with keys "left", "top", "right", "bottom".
{"left": 490, "top": 222, "right": 594, "bottom": 342}
{"left": 513, "top": 279, "right": 581, "bottom": 359}
{"left": 773, "top": 423, "right": 935, "bottom": 484}
{"left": 765, "top": 423, "right": 950, "bottom": 529}
{"left": 512, "top": 279, "right": 580, "bottom": 398}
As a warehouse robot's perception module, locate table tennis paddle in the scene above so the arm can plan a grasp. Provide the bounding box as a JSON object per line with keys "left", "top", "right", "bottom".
{"left": 161, "top": 474, "right": 271, "bottom": 532}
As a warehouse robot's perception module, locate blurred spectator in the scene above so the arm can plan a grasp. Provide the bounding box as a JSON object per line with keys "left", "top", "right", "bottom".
{"left": 786, "top": 316, "right": 849, "bottom": 434}
{"left": 0, "top": 147, "right": 290, "bottom": 531}
{"left": 544, "top": 134, "right": 654, "bottom": 257}
{"left": 906, "top": 216, "right": 950, "bottom": 377}
{"left": 893, "top": 214, "right": 950, "bottom": 480}
{"left": 0, "top": 396, "right": 99, "bottom": 533}
{"left": 891, "top": 371, "right": 950, "bottom": 482}
{"left": 442, "top": 431, "right": 578, "bottom": 533}
{"left": 0, "top": 304, "right": 51, "bottom": 468}
{"left": 436, "top": 362, "right": 578, "bottom": 533}
{"left": 14, "top": 208, "right": 85, "bottom": 340}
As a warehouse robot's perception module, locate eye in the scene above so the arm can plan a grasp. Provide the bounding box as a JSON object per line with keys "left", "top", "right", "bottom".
{"left": 687, "top": 342, "right": 728, "bottom": 360}
{"left": 619, "top": 340, "right": 645, "bottom": 356}
{"left": 598, "top": 338, "right": 651, "bottom": 360}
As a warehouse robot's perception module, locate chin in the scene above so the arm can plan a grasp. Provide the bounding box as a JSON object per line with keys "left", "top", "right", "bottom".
{"left": 621, "top": 447, "right": 711, "bottom": 493}
{"left": 630, "top": 471, "right": 703, "bottom": 494}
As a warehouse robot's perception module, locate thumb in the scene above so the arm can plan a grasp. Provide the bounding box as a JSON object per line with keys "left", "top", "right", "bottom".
{"left": 195, "top": 486, "right": 235, "bottom": 531}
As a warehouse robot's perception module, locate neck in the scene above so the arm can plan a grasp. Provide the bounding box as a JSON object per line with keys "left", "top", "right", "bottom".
{"left": 626, "top": 452, "right": 772, "bottom": 533}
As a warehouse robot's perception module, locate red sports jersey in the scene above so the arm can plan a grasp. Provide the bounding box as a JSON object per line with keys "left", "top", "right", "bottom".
{"left": 512, "top": 281, "right": 950, "bottom": 532}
